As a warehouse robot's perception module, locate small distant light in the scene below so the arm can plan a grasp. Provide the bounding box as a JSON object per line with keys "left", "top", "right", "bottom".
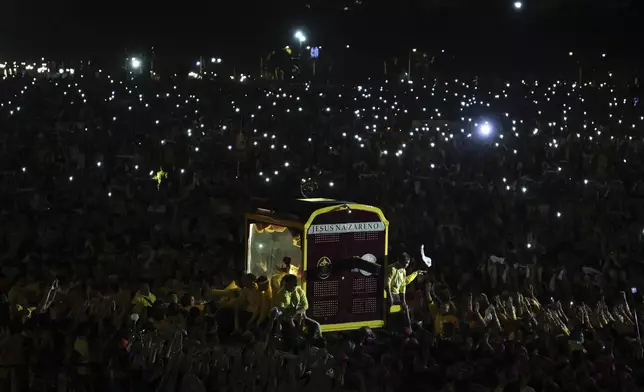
{"left": 329, "top": 182, "right": 335, "bottom": 187}
{"left": 513, "top": 1, "right": 522, "bottom": 10}
{"left": 521, "top": 187, "right": 527, "bottom": 193}
{"left": 180, "top": 169, "right": 185, "bottom": 174}
{"left": 108, "top": 192, "right": 112, "bottom": 197}
{"left": 284, "top": 162, "right": 290, "bottom": 167}
{"left": 134, "top": 165, "right": 139, "bottom": 170}
{"left": 97, "top": 161, "right": 102, "bottom": 167}
{"left": 527, "top": 243, "right": 532, "bottom": 249}
{"left": 69, "top": 176, "right": 73, "bottom": 182}
{"left": 557, "top": 212, "right": 561, "bottom": 218}
{"left": 21, "top": 167, "right": 26, "bottom": 172}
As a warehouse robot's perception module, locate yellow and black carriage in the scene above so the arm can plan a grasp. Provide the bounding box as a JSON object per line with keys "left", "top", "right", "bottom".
{"left": 244, "top": 198, "right": 389, "bottom": 332}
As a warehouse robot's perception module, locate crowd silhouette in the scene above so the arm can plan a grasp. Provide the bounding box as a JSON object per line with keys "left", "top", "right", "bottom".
{"left": 0, "top": 56, "right": 642, "bottom": 391}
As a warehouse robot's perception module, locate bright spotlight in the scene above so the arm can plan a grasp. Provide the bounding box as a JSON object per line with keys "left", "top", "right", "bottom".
{"left": 479, "top": 123, "right": 493, "bottom": 137}
{"left": 513, "top": 1, "right": 522, "bottom": 9}
{"left": 131, "top": 57, "right": 142, "bottom": 69}
{"left": 295, "top": 31, "right": 306, "bottom": 43}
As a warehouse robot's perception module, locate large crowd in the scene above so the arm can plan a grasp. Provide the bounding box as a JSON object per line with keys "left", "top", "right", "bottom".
{"left": 0, "top": 55, "right": 643, "bottom": 391}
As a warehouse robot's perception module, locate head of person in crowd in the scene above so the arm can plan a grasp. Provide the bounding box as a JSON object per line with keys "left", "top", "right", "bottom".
{"left": 439, "top": 300, "right": 452, "bottom": 315}
{"left": 279, "top": 257, "right": 292, "bottom": 272}
{"left": 240, "top": 273, "right": 258, "bottom": 290}
{"left": 181, "top": 293, "right": 195, "bottom": 308}
{"left": 398, "top": 252, "right": 411, "bottom": 269}
{"left": 256, "top": 275, "right": 269, "bottom": 292}
{"left": 283, "top": 274, "right": 298, "bottom": 293}
{"left": 139, "top": 283, "right": 151, "bottom": 296}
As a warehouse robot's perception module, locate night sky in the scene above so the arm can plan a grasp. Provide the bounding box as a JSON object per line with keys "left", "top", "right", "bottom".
{"left": 0, "top": 0, "right": 641, "bottom": 64}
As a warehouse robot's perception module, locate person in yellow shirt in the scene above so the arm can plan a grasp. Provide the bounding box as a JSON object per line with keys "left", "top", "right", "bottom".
{"left": 209, "top": 280, "right": 241, "bottom": 308}
{"left": 385, "top": 252, "right": 425, "bottom": 328}
{"left": 246, "top": 275, "right": 273, "bottom": 331}
{"left": 209, "top": 278, "right": 244, "bottom": 339}
{"left": 209, "top": 273, "right": 257, "bottom": 333}
{"left": 273, "top": 274, "right": 321, "bottom": 342}
{"left": 233, "top": 273, "right": 259, "bottom": 330}
{"left": 270, "top": 257, "right": 299, "bottom": 294}
{"left": 426, "top": 282, "right": 459, "bottom": 336}
{"left": 132, "top": 283, "right": 156, "bottom": 314}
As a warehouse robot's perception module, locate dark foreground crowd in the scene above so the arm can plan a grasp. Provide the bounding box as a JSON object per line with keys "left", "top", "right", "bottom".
{"left": 0, "top": 58, "right": 643, "bottom": 391}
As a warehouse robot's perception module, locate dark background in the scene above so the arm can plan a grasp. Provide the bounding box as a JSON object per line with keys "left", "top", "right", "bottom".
{"left": 0, "top": 0, "right": 641, "bottom": 74}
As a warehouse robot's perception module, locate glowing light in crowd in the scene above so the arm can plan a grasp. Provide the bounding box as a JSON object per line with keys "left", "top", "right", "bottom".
{"left": 479, "top": 122, "right": 492, "bottom": 137}
{"left": 513, "top": 1, "right": 522, "bottom": 10}
{"left": 294, "top": 31, "right": 306, "bottom": 43}
{"left": 131, "top": 58, "right": 142, "bottom": 69}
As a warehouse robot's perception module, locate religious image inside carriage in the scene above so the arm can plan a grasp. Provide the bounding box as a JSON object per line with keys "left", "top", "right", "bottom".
{"left": 246, "top": 223, "right": 302, "bottom": 280}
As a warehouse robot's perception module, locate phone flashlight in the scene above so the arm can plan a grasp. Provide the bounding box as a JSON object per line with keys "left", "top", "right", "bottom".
{"left": 631, "top": 287, "right": 638, "bottom": 294}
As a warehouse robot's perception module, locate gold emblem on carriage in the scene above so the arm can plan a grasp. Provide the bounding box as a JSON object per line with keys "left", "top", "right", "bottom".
{"left": 317, "top": 256, "right": 332, "bottom": 280}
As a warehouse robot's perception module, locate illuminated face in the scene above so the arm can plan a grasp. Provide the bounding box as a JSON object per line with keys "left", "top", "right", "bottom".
{"left": 401, "top": 254, "right": 411, "bottom": 268}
